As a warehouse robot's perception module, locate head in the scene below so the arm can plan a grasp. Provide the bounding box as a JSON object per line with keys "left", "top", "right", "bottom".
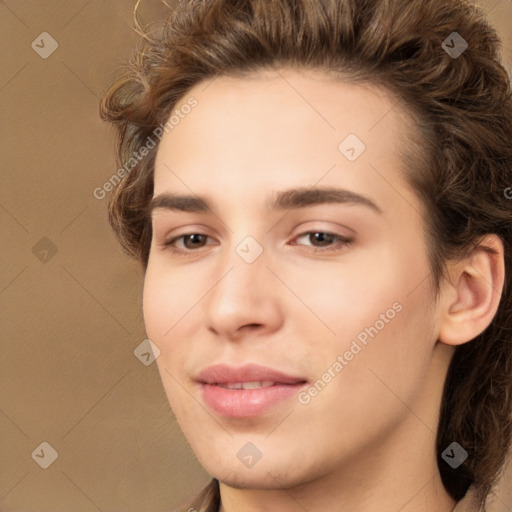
{"left": 100, "top": 0, "right": 512, "bottom": 508}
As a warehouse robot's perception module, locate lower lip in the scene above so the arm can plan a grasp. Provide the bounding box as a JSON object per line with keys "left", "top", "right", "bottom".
{"left": 201, "top": 383, "right": 307, "bottom": 418}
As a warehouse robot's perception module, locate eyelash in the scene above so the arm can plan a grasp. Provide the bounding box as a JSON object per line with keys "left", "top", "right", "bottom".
{"left": 162, "top": 231, "right": 353, "bottom": 257}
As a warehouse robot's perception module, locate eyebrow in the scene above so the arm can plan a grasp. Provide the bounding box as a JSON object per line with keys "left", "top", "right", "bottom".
{"left": 149, "top": 187, "right": 383, "bottom": 216}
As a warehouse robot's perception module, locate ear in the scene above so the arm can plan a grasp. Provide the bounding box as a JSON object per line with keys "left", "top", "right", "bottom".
{"left": 438, "top": 234, "right": 505, "bottom": 346}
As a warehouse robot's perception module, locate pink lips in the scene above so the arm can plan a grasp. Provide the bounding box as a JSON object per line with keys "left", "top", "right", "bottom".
{"left": 197, "top": 363, "right": 308, "bottom": 418}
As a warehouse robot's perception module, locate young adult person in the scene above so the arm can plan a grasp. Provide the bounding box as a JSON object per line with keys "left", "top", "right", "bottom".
{"left": 100, "top": 0, "right": 512, "bottom": 510}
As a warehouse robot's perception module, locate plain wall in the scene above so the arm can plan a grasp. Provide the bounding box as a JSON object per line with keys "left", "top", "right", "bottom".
{"left": 1, "top": 1, "right": 511, "bottom": 510}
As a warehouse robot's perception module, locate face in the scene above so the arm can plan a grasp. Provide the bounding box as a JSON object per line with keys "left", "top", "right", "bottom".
{"left": 143, "top": 69, "right": 445, "bottom": 490}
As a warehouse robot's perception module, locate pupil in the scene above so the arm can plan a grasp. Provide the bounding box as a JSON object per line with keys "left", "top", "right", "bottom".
{"left": 313, "top": 233, "right": 333, "bottom": 246}
{"left": 186, "top": 234, "right": 205, "bottom": 248}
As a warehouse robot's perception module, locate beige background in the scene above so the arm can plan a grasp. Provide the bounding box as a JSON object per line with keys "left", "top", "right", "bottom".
{"left": 1, "top": 1, "right": 511, "bottom": 511}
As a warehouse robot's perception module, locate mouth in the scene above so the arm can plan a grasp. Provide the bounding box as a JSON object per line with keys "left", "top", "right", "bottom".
{"left": 196, "top": 363, "right": 308, "bottom": 418}
{"left": 214, "top": 381, "right": 278, "bottom": 390}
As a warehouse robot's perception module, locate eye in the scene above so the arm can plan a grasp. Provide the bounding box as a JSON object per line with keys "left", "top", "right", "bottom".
{"left": 163, "top": 233, "right": 215, "bottom": 255}
{"left": 161, "top": 231, "right": 352, "bottom": 257}
{"left": 292, "top": 232, "right": 353, "bottom": 252}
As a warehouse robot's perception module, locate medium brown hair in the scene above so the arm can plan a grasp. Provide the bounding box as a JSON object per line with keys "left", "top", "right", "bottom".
{"left": 100, "top": 0, "right": 512, "bottom": 508}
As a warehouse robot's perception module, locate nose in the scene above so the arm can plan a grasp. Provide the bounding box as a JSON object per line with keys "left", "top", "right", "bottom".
{"left": 204, "top": 247, "right": 285, "bottom": 341}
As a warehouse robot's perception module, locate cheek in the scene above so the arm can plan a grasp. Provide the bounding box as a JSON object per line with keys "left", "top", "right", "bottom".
{"left": 143, "top": 268, "right": 199, "bottom": 415}
{"left": 352, "top": 292, "right": 434, "bottom": 411}
{"left": 142, "top": 271, "right": 169, "bottom": 344}
{"left": 283, "top": 251, "right": 404, "bottom": 344}
{"left": 142, "top": 264, "right": 190, "bottom": 356}
{"left": 293, "top": 241, "right": 435, "bottom": 381}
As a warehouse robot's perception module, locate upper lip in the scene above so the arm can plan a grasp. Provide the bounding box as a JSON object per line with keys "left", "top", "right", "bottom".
{"left": 196, "top": 363, "right": 307, "bottom": 385}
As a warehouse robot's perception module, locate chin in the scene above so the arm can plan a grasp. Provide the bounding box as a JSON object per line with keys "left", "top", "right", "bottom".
{"left": 215, "top": 469, "right": 302, "bottom": 491}
{"left": 199, "top": 450, "right": 316, "bottom": 491}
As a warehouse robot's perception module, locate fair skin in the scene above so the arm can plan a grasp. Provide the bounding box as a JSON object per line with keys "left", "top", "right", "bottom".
{"left": 143, "top": 69, "right": 504, "bottom": 512}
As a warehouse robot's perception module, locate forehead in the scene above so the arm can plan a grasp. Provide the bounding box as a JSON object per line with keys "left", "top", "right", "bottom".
{"left": 166, "top": 68, "right": 411, "bottom": 136}
{"left": 153, "top": 69, "right": 420, "bottom": 213}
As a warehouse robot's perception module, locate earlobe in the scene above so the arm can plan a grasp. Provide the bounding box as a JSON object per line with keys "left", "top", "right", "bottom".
{"left": 438, "top": 234, "right": 505, "bottom": 346}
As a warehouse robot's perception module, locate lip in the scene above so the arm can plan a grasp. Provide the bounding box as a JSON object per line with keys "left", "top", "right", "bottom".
{"left": 196, "top": 363, "right": 308, "bottom": 418}
{"left": 197, "top": 363, "right": 306, "bottom": 385}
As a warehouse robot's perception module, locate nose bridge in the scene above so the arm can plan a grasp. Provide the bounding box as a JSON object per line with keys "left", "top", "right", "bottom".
{"left": 214, "top": 216, "right": 269, "bottom": 283}
{"left": 204, "top": 233, "right": 283, "bottom": 336}
{"left": 214, "top": 235, "right": 269, "bottom": 304}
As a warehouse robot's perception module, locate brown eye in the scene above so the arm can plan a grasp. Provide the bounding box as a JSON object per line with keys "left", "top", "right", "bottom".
{"left": 309, "top": 232, "right": 336, "bottom": 247}
{"left": 292, "top": 232, "right": 353, "bottom": 253}
{"left": 181, "top": 234, "right": 208, "bottom": 249}
{"left": 163, "top": 233, "right": 214, "bottom": 255}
